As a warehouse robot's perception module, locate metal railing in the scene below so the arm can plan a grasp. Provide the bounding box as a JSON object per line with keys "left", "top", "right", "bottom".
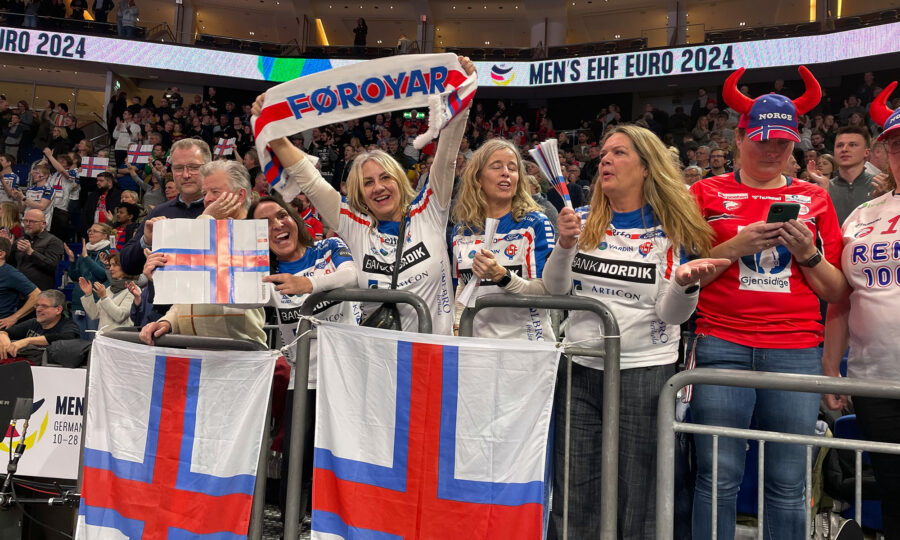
{"left": 458, "top": 294, "right": 620, "bottom": 539}
{"left": 88, "top": 329, "right": 272, "bottom": 540}
{"left": 282, "top": 288, "right": 433, "bottom": 540}
{"left": 655, "top": 368, "right": 900, "bottom": 540}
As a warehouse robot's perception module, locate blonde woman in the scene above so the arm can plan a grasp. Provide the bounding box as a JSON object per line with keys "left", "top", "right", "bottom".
{"left": 451, "top": 139, "right": 555, "bottom": 340}
{"left": 251, "top": 56, "right": 475, "bottom": 335}
{"left": 544, "top": 124, "right": 726, "bottom": 539}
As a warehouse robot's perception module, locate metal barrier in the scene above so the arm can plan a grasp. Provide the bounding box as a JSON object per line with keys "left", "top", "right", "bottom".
{"left": 93, "top": 330, "right": 271, "bottom": 540}
{"left": 458, "top": 294, "right": 621, "bottom": 540}
{"left": 282, "top": 288, "right": 434, "bottom": 540}
{"left": 655, "top": 368, "right": 900, "bottom": 540}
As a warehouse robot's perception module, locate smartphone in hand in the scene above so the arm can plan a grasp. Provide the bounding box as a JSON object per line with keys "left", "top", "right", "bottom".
{"left": 766, "top": 202, "right": 800, "bottom": 223}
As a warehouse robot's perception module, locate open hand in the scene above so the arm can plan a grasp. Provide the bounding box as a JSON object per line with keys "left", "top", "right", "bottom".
{"left": 673, "top": 258, "right": 732, "bottom": 287}
{"left": 93, "top": 281, "right": 108, "bottom": 299}
{"left": 78, "top": 276, "right": 93, "bottom": 296}
{"left": 202, "top": 192, "right": 243, "bottom": 219}
{"left": 126, "top": 281, "right": 142, "bottom": 305}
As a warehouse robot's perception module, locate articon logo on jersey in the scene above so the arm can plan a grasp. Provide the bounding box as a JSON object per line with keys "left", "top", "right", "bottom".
{"left": 785, "top": 194, "right": 812, "bottom": 204}
{"left": 362, "top": 242, "right": 431, "bottom": 276}
{"left": 718, "top": 192, "right": 749, "bottom": 200}
{"left": 572, "top": 254, "right": 656, "bottom": 284}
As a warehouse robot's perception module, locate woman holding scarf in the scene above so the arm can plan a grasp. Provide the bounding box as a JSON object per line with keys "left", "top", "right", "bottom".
{"left": 251, "top": 56, "right": 475, "bottom": 335}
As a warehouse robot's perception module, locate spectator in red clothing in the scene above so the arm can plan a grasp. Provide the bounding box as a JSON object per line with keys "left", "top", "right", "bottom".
{"left": 291, "top": 193, "right": 324, "bottom": 240}
{"left": 114, "top": 202, "right": 141, "bottom": 249}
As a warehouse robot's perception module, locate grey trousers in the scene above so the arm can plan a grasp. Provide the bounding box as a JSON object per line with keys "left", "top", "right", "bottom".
{"left": 549, "top": 359, "right": 675, "bottom": 540}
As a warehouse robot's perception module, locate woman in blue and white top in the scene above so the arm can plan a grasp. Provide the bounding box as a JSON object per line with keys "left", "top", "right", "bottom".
{"left": 543, "top": 124, "right": 727, "bottom": 539}
{"left": 451, "top": 139, "right": 556, "bottom": 340}
{"left": 249, "top": 194, "right": 359, "bottom": 524}
{"left": 251, "top": 57, "right": 474, "bottom": 335}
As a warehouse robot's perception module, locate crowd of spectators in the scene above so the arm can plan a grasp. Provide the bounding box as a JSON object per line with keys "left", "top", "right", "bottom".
{"left": 0, "top": 68, "right": 895, "bottom": 352}
{"left": 1, "top": 65, "right": 898, "bottom": 538}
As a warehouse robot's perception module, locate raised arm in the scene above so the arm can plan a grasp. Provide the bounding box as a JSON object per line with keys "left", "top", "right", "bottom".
{"left": 268, "top": 137, "right": 342, "bottom": 229}
{"left": 429, "top": 56, "right": 475, "bottom": 208}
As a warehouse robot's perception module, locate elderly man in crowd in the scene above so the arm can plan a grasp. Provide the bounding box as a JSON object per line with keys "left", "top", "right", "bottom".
{"left": 139, "top": 160, "right": 266, "bottom": 346}
{"left": 9, "top": 208, "right": 64, "bottom": 292}
{"left": 0, "top": 290, "right": 79, "bottom": 365}
{"left": 120, "top": 138, "right": 210, "bottom": 275}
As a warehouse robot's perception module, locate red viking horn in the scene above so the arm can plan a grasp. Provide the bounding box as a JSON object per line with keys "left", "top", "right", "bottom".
{"left": 791, "top": 66, "right": 822, "bottom": 116}
{"left": 722, "top": 67, "right": 753, "bottom": 114}
{"left": 870, "top": 81, "right": 898, "bottom": 128}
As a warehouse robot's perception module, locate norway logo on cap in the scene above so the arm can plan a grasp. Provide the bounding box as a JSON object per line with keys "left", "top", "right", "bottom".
{"left": 724, "top": 66, "right": 821, "bottom": 143}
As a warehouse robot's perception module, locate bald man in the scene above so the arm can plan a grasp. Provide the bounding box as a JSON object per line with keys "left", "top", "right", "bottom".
{"left": 10, "top": 208, "right": 65, "bottom": 292}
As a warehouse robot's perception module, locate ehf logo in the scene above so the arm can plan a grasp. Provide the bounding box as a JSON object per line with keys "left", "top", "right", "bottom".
{"left": 639, "top": 242, "right": 653, "bottom": 257}
{"left": 505, "top": 244, "right": 518, "bottom": 259}
{"left": 490, "top": 64, "right": 515, "bottom": 86}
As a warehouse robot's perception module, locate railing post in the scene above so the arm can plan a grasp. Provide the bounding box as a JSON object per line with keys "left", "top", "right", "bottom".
{"left": 282, "top": 289, "right": 433, "bottom": 540}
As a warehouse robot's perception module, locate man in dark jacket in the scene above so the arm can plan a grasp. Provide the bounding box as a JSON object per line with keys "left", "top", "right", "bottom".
{"left": 82, "top": 171, "right": 121, "bottom": 229}
{"left": 10, "top": 209, "right": 64, "bottom": 292}
{"left": 0, "top": 290, "right": 79, "bottom": 365}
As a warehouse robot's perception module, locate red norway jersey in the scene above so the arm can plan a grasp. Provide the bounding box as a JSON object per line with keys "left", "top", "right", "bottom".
{"left": 690, "top": 172, "right": 842, "bottom": 348}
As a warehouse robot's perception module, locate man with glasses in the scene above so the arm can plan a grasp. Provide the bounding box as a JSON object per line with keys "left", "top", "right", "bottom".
{"left": 704, "top": 148, "right": 730, "bottom": 178}
{"left": 9, "top": 209, "right": 64, "bottom": 292}
{"left": 0, "top": 290, "right": 78, "bottom": 365}
{"left": 120, "top": 138, "right": 210, "bottom": 275}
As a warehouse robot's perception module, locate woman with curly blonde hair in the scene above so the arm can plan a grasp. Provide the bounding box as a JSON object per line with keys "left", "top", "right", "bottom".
{"left": 451, "top": 139, "right": 555, "bottom": 339}
{"left": 544, "top": 124, "right": 727, "bottom": 539}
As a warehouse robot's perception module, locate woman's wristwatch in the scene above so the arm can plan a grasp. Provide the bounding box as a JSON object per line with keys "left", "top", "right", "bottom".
{"left": 496, "top": 268, "right": 512, "bottom": 288}
{"left": 798, "top": 250, "right": 823, "bottom": 268}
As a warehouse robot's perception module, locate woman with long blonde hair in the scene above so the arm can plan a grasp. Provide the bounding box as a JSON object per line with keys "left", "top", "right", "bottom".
{"left": 543, "top": 124, "right": 727, "bottom": 539}
{"left": 451, "top": 138, "right": 555, "bottom": 339}
{"left": 253, "top": 57, "right": 475, "bottom": 335}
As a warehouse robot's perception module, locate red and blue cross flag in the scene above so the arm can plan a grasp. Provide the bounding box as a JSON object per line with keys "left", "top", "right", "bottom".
{"left": 312, "top": 323, "right": 560, "bottom": 539}
{"left": 127, "top": 144, "right": 154, "bottom": 165}
{"left": 214, "top": 138, "right": 236, "bottom": 157}
{"left": 150, "top": 218, "right": 271, "bottom": 305}
{"left": 76, "top": 335, "right": 277, "bottom": 539}
{"left": 78, "top": 156, "right": 110, "bottom": 178}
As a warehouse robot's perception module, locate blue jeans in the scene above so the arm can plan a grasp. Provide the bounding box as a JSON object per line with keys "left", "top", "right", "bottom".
{"left": 690, "top": 335, "right": 822, "bottom": 540}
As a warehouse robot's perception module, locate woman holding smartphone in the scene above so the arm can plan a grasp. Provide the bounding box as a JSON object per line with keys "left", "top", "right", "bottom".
{"left": 688, "top": 66, "right": 847, "bottom": 540}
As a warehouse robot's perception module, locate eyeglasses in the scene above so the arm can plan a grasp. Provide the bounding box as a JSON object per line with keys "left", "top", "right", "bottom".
{"left": 171, "top": 163, "right": 203, "bottom": 174}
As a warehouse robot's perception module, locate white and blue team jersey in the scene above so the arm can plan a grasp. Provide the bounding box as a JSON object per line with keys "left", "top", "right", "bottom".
{"left": 25, "top": 184, "right": 54, "bottom": 227}
{"left": 452, "top": 211, "right": 556, "bottom": 341}
{"left": 50, "top": 168, "right": 79, "bottom": 210}
{"left": 0, "top": 172, "right": 19, "bottom": 203}
{"left": 339, "top": 176, "right": 455, "bottom": 335}
{"left": 269, "top": 237, "right": 361, "bottom": 390}
{"left": 567, "top": 205, "right": 687, "bottom": 370}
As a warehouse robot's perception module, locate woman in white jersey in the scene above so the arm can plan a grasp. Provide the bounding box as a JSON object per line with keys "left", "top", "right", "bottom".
{"left": 248, "top": 194, "right": 359, "bottom": 526}
{"left": 824, "top": 83, "right": 900, "bottom": 537}
{"left": 251, "top": 57, "right": 474, "bottom": 335}
{"left": 543, "top": 124, "right": 725, "bottom": 539}
{"left": 451, "top": 139, "right": 555, "bottom": 340}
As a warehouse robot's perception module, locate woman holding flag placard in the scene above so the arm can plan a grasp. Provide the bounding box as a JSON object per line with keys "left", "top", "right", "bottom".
{"left": 543, "top": 124, "right": 726, "bottom": 539}
{"left": 252, "top": 56, "right": 475, "bottom": 335}
{"left": 451, "top": 139, "right": 556, "bottom": 340}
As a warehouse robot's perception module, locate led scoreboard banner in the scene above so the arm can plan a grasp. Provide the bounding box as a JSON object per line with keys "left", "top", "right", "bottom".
{"left": 0, "top": 21, "right": 898, "bottom": 84}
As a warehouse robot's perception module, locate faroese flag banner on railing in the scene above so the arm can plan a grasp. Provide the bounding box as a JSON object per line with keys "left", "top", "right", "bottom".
{"left": 312, "top": 323, "right": 560, "bottom": 539}
{"left": 76, "top": 335, "right": 278, "bottom": 539}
